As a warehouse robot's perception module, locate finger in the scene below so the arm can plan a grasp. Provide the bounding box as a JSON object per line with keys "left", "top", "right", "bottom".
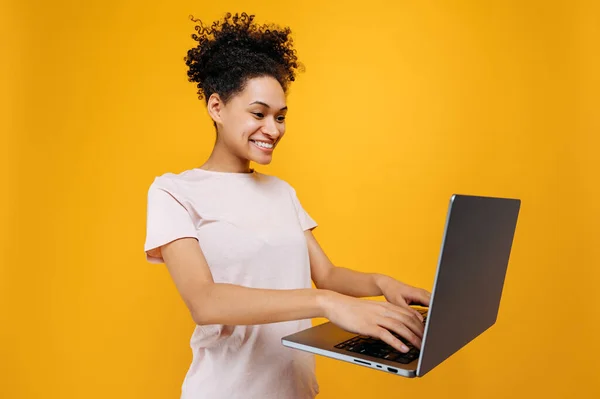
{"left": 390, "top": 321, "right": 422, "bottom": 349}
{"left": 380, "top": 320, "right": 422, "bottom": 350}
{"left": 376, "top": 328, "right": 410, "bottom": 353}
{"left": 410, "top": 305, "right": 425, "bottom": 322}
{"left": 396, "top": 311, "right": 425, "bottom": 340}
{"left": 383, "top": 304, "right": 425, "bottom": 337}
{"left": 416, "top": 289, "right": 432, "bottom": 307}
{"left": 386, "top": 301, "right": 423, "bottom": 322}
{"left": 404, "top": 288, "right": 431, "bottom": 307}
{"left": 387, "top": 298, "right": 425, "bottom": 322}
{"left": 390, "top": 299, "right": 424, "bottom": 321}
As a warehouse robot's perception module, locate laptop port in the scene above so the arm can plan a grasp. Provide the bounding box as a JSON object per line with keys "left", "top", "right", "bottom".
{"left": 354, "top": 359, "right": 371, "bottom": 366}
{"left": 387, "top": 367, "right": 398, "bottom": 373}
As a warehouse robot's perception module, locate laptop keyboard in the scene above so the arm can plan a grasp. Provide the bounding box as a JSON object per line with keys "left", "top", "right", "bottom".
{"left": 334, "top": 309, "right": 427, "bottom": 365}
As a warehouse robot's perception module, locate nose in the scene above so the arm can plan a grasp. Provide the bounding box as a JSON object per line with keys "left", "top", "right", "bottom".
{"left": 262, "top": 117, "right": 282, "bottom": 140}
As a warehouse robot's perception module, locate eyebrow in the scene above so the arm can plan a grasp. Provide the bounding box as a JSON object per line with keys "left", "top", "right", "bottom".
{"left": 249, "top": 101, "right": 288, "bottom": 111}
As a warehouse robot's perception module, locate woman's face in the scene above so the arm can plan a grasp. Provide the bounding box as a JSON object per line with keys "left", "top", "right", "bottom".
{"left": 209, "top": 76, "right": 288, "bottom": 166}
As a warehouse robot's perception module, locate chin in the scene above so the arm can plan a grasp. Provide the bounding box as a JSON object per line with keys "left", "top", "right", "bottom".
{"left": 252, "top": 157, "right": 273, "bottom": 166}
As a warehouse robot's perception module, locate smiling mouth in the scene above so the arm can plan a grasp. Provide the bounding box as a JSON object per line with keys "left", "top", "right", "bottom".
{"left": 249, "top": 139, "right": 275, "bottom": 151}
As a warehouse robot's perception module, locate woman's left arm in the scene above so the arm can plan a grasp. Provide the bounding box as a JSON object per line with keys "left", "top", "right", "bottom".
{"left": 305, "top": 230, "right": 431, "bottom": 307}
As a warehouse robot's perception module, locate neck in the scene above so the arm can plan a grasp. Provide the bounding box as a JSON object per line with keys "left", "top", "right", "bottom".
{"left": 200, "top": 142, "right": 252, "bottom": 173}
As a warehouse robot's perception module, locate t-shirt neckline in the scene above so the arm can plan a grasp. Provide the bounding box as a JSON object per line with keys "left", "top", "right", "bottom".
{"left": 194, "top": 167, "right": 257, "bottom": 177}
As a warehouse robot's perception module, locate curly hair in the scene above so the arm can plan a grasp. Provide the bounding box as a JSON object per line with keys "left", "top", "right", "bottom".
{"left": 184, "top": 12, "right": 303, "bottom": 104}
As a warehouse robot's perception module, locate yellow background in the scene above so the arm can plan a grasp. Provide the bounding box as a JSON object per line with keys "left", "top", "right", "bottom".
{"left": 2, "top": 0, "right": 599, "bottom": 398}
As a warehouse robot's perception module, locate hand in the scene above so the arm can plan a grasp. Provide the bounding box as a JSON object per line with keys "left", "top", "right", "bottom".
{"left": 320, "top": 290, "right": 425, "bottom": 353}
{"left": 376, "top": 275, "right": 431, "bottom": 319}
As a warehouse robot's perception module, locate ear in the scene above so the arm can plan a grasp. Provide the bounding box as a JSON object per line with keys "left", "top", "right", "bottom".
{"left": 206, "top": 93, "right": 224, "bottom": 126}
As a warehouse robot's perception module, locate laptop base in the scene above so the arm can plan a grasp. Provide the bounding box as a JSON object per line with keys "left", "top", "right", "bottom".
{"left": 282, "top": 321, "right": 418, "bottom": 378}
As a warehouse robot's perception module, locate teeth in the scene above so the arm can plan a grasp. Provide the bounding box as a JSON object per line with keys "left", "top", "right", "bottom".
{"left": 252, "top": 140, "right": 273, "bottom": 149}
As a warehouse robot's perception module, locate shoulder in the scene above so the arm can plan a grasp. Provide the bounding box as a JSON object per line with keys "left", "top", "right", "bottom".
{"left": 149, "top": 167, "right": 209, "bottom": 186}
{"left": 147, "top": 168, "right": 202, "bottom": 197}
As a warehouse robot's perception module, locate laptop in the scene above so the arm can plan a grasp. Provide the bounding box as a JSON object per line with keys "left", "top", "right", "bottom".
{"left": 282, "top": 194, "right": 521, "bottom": 378}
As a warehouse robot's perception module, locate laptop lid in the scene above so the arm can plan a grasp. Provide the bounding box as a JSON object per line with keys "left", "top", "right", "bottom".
{"left": 417, "top": 194, "right": 521, "bottom": 377}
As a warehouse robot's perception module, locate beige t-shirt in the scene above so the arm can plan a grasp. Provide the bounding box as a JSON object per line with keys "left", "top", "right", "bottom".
{"left": 144, "top": 167, "right": 319, "bottom": 399}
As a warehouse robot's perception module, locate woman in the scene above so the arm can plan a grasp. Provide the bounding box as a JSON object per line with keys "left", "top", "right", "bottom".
{"left": 144, "top": 12, "right": 431, "bottom": 399}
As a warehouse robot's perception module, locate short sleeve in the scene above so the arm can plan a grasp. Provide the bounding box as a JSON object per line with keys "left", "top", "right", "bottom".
{"left": 289, "top": 186, "right": 318, "bottom": 231}
{"left": 144, "top": 182, "right": 198, "bottom": 264}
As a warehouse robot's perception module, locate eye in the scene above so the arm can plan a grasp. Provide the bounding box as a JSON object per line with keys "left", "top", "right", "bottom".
{"left": 252, "top": 112, "right": 264, "bottom": 118}
{"left": 277, "top": 115, "right": 286, "bottom": 122}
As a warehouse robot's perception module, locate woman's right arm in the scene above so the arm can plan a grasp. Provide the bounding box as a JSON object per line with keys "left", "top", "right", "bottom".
{"left": 161, "top": 237, "right": 327, "bottom": 325}
{"left": 160, "top": 237, "right": 424, "bottom": 353}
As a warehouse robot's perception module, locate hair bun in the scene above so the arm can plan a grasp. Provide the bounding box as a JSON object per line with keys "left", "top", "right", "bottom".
{"left": 184, "top": 12, "right": 302, "bottom": 103}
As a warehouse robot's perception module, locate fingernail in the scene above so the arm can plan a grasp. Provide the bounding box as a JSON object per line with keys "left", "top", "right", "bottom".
{"left": 401, "top": 345, "right": 409, "bottom": 352}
